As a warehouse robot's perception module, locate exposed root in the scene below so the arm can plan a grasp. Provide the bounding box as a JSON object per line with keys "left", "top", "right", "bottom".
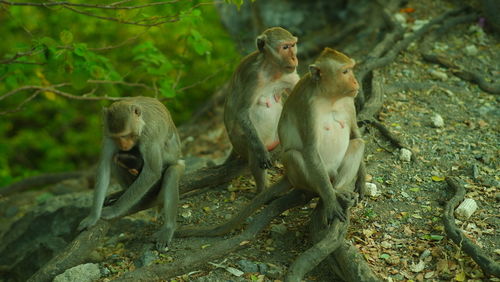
{"left": 27, "top": 220, "right": 111, "bottom": 282}
{"left": 422, "top": 53, "right": 500, "bottom": 95}
{"left": 114, "top": 190, "right": 311, "bottom": 281}
{"left": 309, "top": 202, "right": 381, "bottom": 282}
{"left": 176, "top": 177, "right": 292, "bottom": 237}
{"left": 443, "top": 177, "right": 500, "bottom": 277}
{"left": 0, "top": 170, "right": 92, "bottom": 197}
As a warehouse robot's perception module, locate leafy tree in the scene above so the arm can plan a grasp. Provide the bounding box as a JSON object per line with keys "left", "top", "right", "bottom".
{"left": 0, "top": 0, "right": 240, "bottom": 186}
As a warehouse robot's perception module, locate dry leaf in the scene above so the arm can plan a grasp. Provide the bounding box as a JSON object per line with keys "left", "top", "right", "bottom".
{"left": 431, "top": 176, "right": 445, "bottom": 182}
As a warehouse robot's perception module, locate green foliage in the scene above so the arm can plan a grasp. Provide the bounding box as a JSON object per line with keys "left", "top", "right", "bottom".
{"left": 0, "top": 1, "right": 240, "bottom": 186}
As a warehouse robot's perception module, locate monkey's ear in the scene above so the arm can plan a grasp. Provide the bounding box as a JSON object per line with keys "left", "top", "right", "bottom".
{"left": 256, "top": 34, "right": 267, "bottom": 52}
{"left": 132, "top": 106, "right": 141, "bottom": 116}
{"left": 309, "top": 64, "right": 321, "bottom": 81}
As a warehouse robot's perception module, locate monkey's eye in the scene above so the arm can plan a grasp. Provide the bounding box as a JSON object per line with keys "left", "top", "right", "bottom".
{"left": 282, "top": 45, "right": 289, "bottom": 50}
{"left": 342, "top": 69, "right": 350, "bottom": 75}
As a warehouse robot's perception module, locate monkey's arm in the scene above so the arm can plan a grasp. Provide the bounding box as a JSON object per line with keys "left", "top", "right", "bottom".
{"left": 299, "top": 108, "right": 347, "bottom": 222}
{"left": 78, "top": 138, "right": 115, "bottom": 230}
{"left": 236, "top": 106, "right": 272, "bottom": 169}
{"left": 351, "top": 123, "right": 366, "bottom": 199}
{"left": 102, "top": 144, "right": 163, "bottom": 218}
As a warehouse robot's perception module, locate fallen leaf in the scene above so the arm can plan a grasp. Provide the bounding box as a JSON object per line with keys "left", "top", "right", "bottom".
{"left": 455, "top": 270, "right": 466, "bottom": 281}
{"left": 431, "top": 176, "right": 445, "bottom": 182}
{"left": 240, "top": 240, "right": 250, "bottom": 246}
{"left": 410, "top": 260, "right": 425, "bottom": 272}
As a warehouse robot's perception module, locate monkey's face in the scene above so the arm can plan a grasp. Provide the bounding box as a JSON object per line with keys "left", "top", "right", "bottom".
{"left": 336, "top": 63, "right": 359, "bottom": 97}
{"left": 110, "top": 132, "right": 139, "bottom": 151}
{"left": 276, "top": 40, "right": 298, "bottom": 73}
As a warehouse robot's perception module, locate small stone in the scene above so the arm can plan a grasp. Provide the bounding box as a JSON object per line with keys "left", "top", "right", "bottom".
{"left": 134, "top": 250, "right": 158, "bottom": 268}
{"left": 270, "top": 224, "right": 287, "bottom": 235}
{"left": 464, "top": 45, "right": 479, "bottom": 56}
{"left": 257, "top": 263, "right": 268, "bottom": 274}
{"left": 53, "top": 263, "right": 101, "bottom": 282}
{"left": 429, "top": 69, "right": 448, "bottom": 81}
{"left": 394, "top": 13, "right": 407, "bottom": 25}
{"left": 412, "top": 19, "right": 429, "bottom": 31}
{"left": 181, "top": 210, "right": 192, "bottom": 219}
{"left": 237, "top": 259, "right": 259, "bottom": 273}
{"left": 455, "top": 198, "right": 478, "bottom": 219}
{"left": 266, "top": 264, "right": 284, "bottom": 279}
{"left": 381, "top": 241, "right": 392, "bottom": 248}
{"left": 366, "top": 183, "right": 379, "bottom": 197}
{"left": 399, "top": 148, "right": 412, "bottom": 162}
{"left": 431, "top": 114, "right": 444, "bottom": 128}
{"left": 472, "top": 164, "right": 480, "bottom": 179}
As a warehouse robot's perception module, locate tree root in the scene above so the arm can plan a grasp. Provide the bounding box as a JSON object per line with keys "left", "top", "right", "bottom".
{"left": 443, "top": 177, "right": 500, "bottom": 278}
{"left": 114, "top": 190, "right": 310, "bottom": 281}
{"left": 27, "top": 220, "right": 111, "bottom": 282}
{"left": 0, "top": 170, "right": 92, "bottom": 197}
{"left": 308, "top": 202, "right": 380, "bottom": 282}
{"left": 421, "top": 53, "right": 500, "bottom": 95}
{"left": 417, "top": 13, "right": 500, "bottom": 94}
{"left": 356, "top": 7, "right": 466, "bottom": 108}
{"left": 176, "top": 177, "right": 292, "bottom": 237}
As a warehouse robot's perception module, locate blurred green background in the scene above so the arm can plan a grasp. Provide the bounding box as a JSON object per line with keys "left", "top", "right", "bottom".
{"left": 0, "top": 0, "right": 241, "bottom": 186}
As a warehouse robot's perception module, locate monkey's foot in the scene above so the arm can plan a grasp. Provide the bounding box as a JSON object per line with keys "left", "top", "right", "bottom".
{"left": 77, "top": 215, "right": 99, "bottom": 231}
{"left": 154, "top": 227, "right": 175, "bottom": 251}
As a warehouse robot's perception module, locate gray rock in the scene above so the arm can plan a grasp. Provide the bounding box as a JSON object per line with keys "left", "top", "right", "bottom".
{"left": 53, "top": 263, "right": 100, "bottom": 282}
{"left": 399, "top": 148, "right": 412, "bottom": 162}
{"left": 237, "top": 259, "right": 259, "bottom": 273}
{"left": 270, "top": 224, "right": 287, "bottom": 235}
{"left": 134, "top": 250, "right": 158, "bottom": 268}
{"left": 431, "top": 114, "right": 444, "bottom": 128}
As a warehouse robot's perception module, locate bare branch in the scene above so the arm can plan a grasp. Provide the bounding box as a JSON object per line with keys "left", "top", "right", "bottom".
{"left": 87, "top": 80, "right": 154, "bottom": 90}
{"left": 0, "top": 85, "right": 121, "bottom": 103}
{"left": 0, "top": 0, "right": 182, "bottom": 10}
{"left": 0, "top": 90, "right": 40, "bottom": 115}
{"left": 0, "top": 47, "right": 44, "bottom": 64}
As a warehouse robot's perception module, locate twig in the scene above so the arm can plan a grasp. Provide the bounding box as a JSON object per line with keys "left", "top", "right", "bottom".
{"left": 0, "top": 90, "right": 40, "bottom": 115}
{"left": 443, "top": 177, "right": 500, "bottom": 277}
{"left": 0, "top": 0, "right": 182, "bottom": 10}
{"left": 0, "top": 85, "right": 121, "bottom": 102}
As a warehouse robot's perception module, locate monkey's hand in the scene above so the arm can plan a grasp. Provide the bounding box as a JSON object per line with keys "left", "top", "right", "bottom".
{"left": 257, "top": 147, "right": 273, "bottom": 169}
{"left": 323, "top": 190, "right": 356, "bottom": 224}
{"left": 78, "top": 215, "right": 99, "bottom": 231}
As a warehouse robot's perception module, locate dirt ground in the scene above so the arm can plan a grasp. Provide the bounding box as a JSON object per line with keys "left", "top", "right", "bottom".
{"left": 1, "top": 0, "right": 498, "bottom": 281}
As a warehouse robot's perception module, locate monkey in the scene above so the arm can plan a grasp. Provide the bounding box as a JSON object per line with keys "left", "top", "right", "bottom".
{"left": 78, "top": 96, "right": 185, "bottom": 249}
{"left": 224, "top": 27, "right": 299, "bottom": 193}
{"left": 114, "top": 146, "right": 143, "bottom": 176}
{"left": 278, "top": 47, "right": 366, "bottom": 223}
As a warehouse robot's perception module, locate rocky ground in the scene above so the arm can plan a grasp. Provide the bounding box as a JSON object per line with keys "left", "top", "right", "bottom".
{"left": 0, "top": 0, "right": 498, "bottom": 281}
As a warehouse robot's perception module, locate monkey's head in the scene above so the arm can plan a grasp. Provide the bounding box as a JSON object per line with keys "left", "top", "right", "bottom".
{"left": 256, "top": 27, "right": 298, "bottom": 73}
{"left": 309, "top": 48, "right": 359, "bottom": 97}
{"left": 104, "top": 101, "right": 145, "bottom": 151}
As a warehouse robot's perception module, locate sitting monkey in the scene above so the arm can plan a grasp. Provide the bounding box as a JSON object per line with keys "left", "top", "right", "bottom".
{"left": 224, "top": 27, "right": 300, "bottom": 192}
{"left": 78, "top": 96, "right": 184, "bottom": 249}
{"left": 278, "top": 48, "right": 366, "bottom": 223}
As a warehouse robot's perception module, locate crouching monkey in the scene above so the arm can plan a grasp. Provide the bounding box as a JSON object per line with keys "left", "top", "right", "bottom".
{"left": 224, "top": 27, "right": 300, "bottom": 192}
{"left": 278, "top": 48, "right": 366, "bottom": 223}
{"left": 78, "top": 96, "right": 184, "bottom": 249}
